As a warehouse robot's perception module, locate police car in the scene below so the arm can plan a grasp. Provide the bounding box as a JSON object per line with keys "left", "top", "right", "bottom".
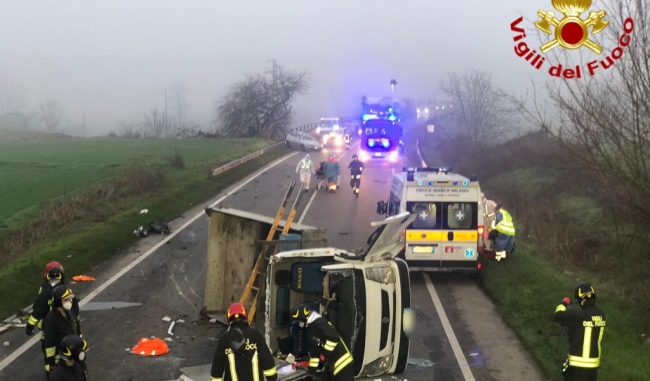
{"left": 377, "top": 167, "right": 491, "bottom": 272}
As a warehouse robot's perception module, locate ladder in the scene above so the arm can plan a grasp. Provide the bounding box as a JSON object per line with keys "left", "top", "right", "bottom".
{"left": 239, "top": 182, "right": 304, "bottom": 324}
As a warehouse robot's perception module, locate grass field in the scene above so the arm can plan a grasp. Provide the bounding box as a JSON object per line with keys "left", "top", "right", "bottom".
{"left": 0, "top": 137, "right": 270, "bottom": 235}
{"left": 418, "top": 127, "right": 650, "bottom": 381}
{"left": 0, "top": 133, "right": 288, "bottom": 319}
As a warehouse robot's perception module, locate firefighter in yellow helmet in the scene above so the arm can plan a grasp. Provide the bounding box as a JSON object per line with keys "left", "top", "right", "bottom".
{"left": 292, "top": 304, "right": 354, "bottom": 381}
{"left": 555, "top": 283, "right": 606, "bottom": 381}
{"left": 211, "top": 303, "right": 277, "bottom": 381}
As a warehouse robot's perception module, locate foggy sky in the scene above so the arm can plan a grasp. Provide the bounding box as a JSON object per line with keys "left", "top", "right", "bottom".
{"left": 0, "top": 0, "right": 545, "bottom": 135}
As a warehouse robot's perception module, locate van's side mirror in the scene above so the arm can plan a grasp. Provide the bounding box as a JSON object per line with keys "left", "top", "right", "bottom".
{"left": 376, "top": 200, "right": 387, "bottom": 215}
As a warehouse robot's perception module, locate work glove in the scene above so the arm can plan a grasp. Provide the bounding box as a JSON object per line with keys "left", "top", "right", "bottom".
{"left": 26, "top": 323, "right": 35, "bottom": 336}
{"left": 562, "top": 297, "right": 572, "bottom": 305}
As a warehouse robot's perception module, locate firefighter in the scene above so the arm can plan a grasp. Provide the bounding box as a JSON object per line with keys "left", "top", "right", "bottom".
{"left": 49, "top": 334, "right": 89, "bottom": 381}
{"left": 488, "top": 203, "right": 516, "bottom": 261}
{"left": 43, "top": 285, "right": 82, "bottom": 377}
{"left": 211, "top": 303, "right": 277, "bottom": 381}
{"left": 291, "top": 304, "right": 354, "bottom": 381}
{"left": 555, "top": 283, "right": 606, "bottom": 381}
{"left": 296, "top": 154, "right": 316, "bottom": 192}
{"left": 26, "top": 262, "right": 65, "bottom": 338}
{"left": 347, "top": 154, "right": 364, "bottom": 198}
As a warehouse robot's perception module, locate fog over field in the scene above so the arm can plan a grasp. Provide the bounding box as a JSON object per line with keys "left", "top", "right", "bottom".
{"left": 0, "top": 0, "right": 542, "bottom": 135}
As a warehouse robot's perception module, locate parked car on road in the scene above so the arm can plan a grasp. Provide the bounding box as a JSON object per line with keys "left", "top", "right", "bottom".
{"left": 285, "top": 130, "right": 322, "bottom": 151}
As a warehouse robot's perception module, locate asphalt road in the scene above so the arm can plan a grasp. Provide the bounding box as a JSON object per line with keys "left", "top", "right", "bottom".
{"left": 0, "top": 118, "right": 544, "bottom": 381}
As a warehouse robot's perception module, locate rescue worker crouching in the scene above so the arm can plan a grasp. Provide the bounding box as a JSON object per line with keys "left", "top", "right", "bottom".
{"left": 211, "top": 303, "right": 277, "bottom": 381}
{"left": 49, "top": 334, "right": 89, "bottom": 381}
{"left": 44, "top": 285, "right": 82, "bottom": 377}
{"left": 488, "top": 203, "right": 516, "bottom": 261}
{"left": 348, "top": 154, "right": 364, "bottom": 198}
{"left": 555, "top": 283, "right": 606, "bottom": 381}
{"left": 291, "top": 304, "right": 353, "bottom": 381}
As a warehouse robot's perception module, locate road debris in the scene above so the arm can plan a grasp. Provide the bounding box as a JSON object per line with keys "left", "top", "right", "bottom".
{"left": 139, "top": 209, "right": 149, "bottom": 214}
{"left": 162, "top": 316, "right": 171, "bottom": 322}
{"left": 2, "top": 341, "right": 10, "bottom": 347}
{"left": 407, "top": 358, "right": 434, "bottom": 367}
{"left": 130, "top": 337, "right": 169, "bottom": 356}
{"left": 72, "top": 275, "right": 96, "bottom": 282}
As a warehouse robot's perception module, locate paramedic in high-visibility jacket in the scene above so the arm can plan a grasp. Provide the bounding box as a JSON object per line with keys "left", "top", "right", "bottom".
{"left": 211, "top": 303, "right": 277, "bottom": 381}
{"left": 488, "top": 203, "right": 516, "bottom": 261}
{"left": 292, "top": 304, "right": 354, "bottom": 381}
{"left": 555, "top": 283, "right": 606, "bottom": 381}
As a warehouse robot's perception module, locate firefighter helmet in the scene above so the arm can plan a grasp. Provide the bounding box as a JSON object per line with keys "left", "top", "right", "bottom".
{"left": 352, "top": 154, "right": 358, "bottom": 160}
{"left": 52, "top": 285, "right": 74, "bottom": 308}
{"left": 44, "top": 261, "right": 63, "bottom": 278}
{"left": 59, "top": 334, "right": 88, "bottom": 362}
{"left": 575, "top": 282, "right": 596, "bottom": 305}
{"left": 291, "top": 304, "right": 313, "bottom": 322}
{"left": 227, "top": 303, "right": 247, "bottom": 322}
{"left": 46, "top": 266, "right": 65, "bottom": 284}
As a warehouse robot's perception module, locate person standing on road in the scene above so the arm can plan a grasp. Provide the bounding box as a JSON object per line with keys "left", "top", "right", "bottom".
{"left": 211, "top": 303, "right": 277, "bottom": 381}
{"left": 43, "top": 285, "right": 82, "bottom": 378}
{"left": 347, "top": 154, "right": 364, "bottom": 198}
{"left": 487, "top": 203, "right": 516, "bottom": 261}
{"left": 26, "top": 262, "right": 65, "bottom": 339}
{"left": 322, "top": 154, "right": 341, "bottom": 191}
{"left": 296, "top": 154, "right": 315, "bottom": 192}
{"left": 555, "top": 283, "right": 606, "bottom": 381}
{"left": 49, "top": 334, "right": 89, "bottom": 381}
{"left": 291, "top": 304, "right": 354, "bottom": 381}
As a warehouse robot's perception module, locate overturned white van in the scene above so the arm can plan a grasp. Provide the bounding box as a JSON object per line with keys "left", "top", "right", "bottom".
{"left": 264, "top": 213, "right": 415, "bottom": 377}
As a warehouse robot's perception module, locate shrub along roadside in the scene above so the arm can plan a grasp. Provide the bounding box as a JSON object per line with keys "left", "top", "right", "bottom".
{"left": 481, "top": 241, "right": 650, "bottom": 381}
{"left": 0, "top": 146, "right": 291, "bottom": 320}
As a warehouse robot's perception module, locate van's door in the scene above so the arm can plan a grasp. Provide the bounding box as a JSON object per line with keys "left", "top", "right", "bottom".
{"left": 404, "top": 201, "right": 443, "bottom": 266}
{"left": 364, "top": 212, "right": 415, "bottom": 261}
{"left": 439, "top": 202, "right": 479, "bottom": 269}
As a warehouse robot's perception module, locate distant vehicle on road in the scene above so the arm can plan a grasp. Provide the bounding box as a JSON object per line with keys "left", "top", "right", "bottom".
{"left": 315, "top": 117, "right": 341, "bottom": 135}
{"left": 265, "top": 212, "right": 416, "bottom": 378}
{"left": 285, "top": 130, "right": 322, "bottom": 151}
{"left": 377, "top": 167, "right": 492, "bottom": 272}
{"left": 316, "top": 117, "right": 345, "bottom": 147}
{"left": 358, "top": 119, "right": 403, "bottom": 163}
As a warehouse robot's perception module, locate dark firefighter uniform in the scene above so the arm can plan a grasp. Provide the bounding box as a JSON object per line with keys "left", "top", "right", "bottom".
{"left": 292, "top": 305, "right": 354, "bottom": 381}
{"left": 212, "top": 304, "right": 277, "bottom": 381}
{"left": 49, "top": 334, "right": 89, "bottom": 381}
{"left": 27, "top": 263, "right": 66, "bottom": 338}
{"left": 348, "top": 157, "right": 364, "bottom": 197}
{"left": 555, "top": 283, "right": 606, "bottom": 381}
{"left": 44, "top": 286, "right": 82, "bottom": 375}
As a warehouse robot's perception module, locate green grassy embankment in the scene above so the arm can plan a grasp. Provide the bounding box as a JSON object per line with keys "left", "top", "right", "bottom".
{"left": 418, "top": 127, "right": 650, "bottom": 381}
{"left": 0, "top": 134, "right": 290, "bottom": 319}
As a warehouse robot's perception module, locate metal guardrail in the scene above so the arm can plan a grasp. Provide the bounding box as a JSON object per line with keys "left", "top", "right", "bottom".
{"left": 211, "top": 142, "right": 284, "bottom": 176}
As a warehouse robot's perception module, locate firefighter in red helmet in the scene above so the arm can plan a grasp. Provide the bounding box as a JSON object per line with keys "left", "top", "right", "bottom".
{"left": 211, "top": 303, "right": 277, "bottom": 381}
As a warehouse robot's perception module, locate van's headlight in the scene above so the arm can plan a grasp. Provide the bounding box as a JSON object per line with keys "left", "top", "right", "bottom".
{"left": 365, "top": 265, "right": 395, "bottom": 284}
{"left": 360, "top": 355, "right": 393, "bottom": 377}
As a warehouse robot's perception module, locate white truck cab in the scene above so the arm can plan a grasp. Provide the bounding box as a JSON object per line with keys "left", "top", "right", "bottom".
{"left": 264, "top": 213, "right": 415, "bottom": 377}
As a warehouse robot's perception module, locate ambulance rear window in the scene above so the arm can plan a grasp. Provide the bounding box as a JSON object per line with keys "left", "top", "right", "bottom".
{"left": 445, "top": 202, "right": 477, "bottom": 229}
{"left": 406, "top": 202, "right": 441, "bottom": 229}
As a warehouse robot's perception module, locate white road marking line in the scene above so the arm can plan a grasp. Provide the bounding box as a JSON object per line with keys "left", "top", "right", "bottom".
{"left": 423, "top": 273, "right": 476, "bottom": 381}
{"left": 297, "top": 191, "right": 318, "bottom": 224}
{"left": 0, "top": 151, "right": 297, "bottom": 372}
{"left": 416, "top": 137, "right": 428, "bottom": 167}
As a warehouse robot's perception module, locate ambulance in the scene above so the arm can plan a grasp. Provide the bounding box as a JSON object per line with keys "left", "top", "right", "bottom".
{"left": 377, "top": 167, "right": 491, "bottom": 272}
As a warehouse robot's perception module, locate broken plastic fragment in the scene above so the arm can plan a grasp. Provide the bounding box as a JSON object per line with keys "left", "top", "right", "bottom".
{"left": 162, "top": 316, "right": 171, "bottom": 322}
{"left": 140, "top": 209, "right": 149, "bottom": 214}
{"left": 130, "top": 337, "right": 169, "bottom": 356}
{"left": 407, "top": 358, "right": 433, "bottom": 367}
{"left": 72, "top": 275, "right": 96, "bottom": 282}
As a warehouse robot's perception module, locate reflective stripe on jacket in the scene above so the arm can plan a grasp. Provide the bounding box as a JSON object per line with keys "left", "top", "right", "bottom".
{"left": 495, "top": 209, "right": 515, "bottom": 236}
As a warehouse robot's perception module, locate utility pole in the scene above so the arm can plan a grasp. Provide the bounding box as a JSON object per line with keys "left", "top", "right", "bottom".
{"left": 164, "top": 88, "right": 168, "bottom": 135}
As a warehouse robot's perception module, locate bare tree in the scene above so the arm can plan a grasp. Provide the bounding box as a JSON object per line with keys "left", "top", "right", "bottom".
{"left": 519, "top": 0, "right": 650, "bottom": 232}
{"left": 215, "top": 64, "right": 308, "bottom": 138}
{"left": 440, "top": 70, "right": 517, "bottom": 145}
{"left": 141, "top": 108, "right": 171, "bottom": 138}
{"left": 37, "top": 97, "right": 64, "bottom": 134}
{"left": 170, "top": 83, "right": 190, "bottom": 131}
